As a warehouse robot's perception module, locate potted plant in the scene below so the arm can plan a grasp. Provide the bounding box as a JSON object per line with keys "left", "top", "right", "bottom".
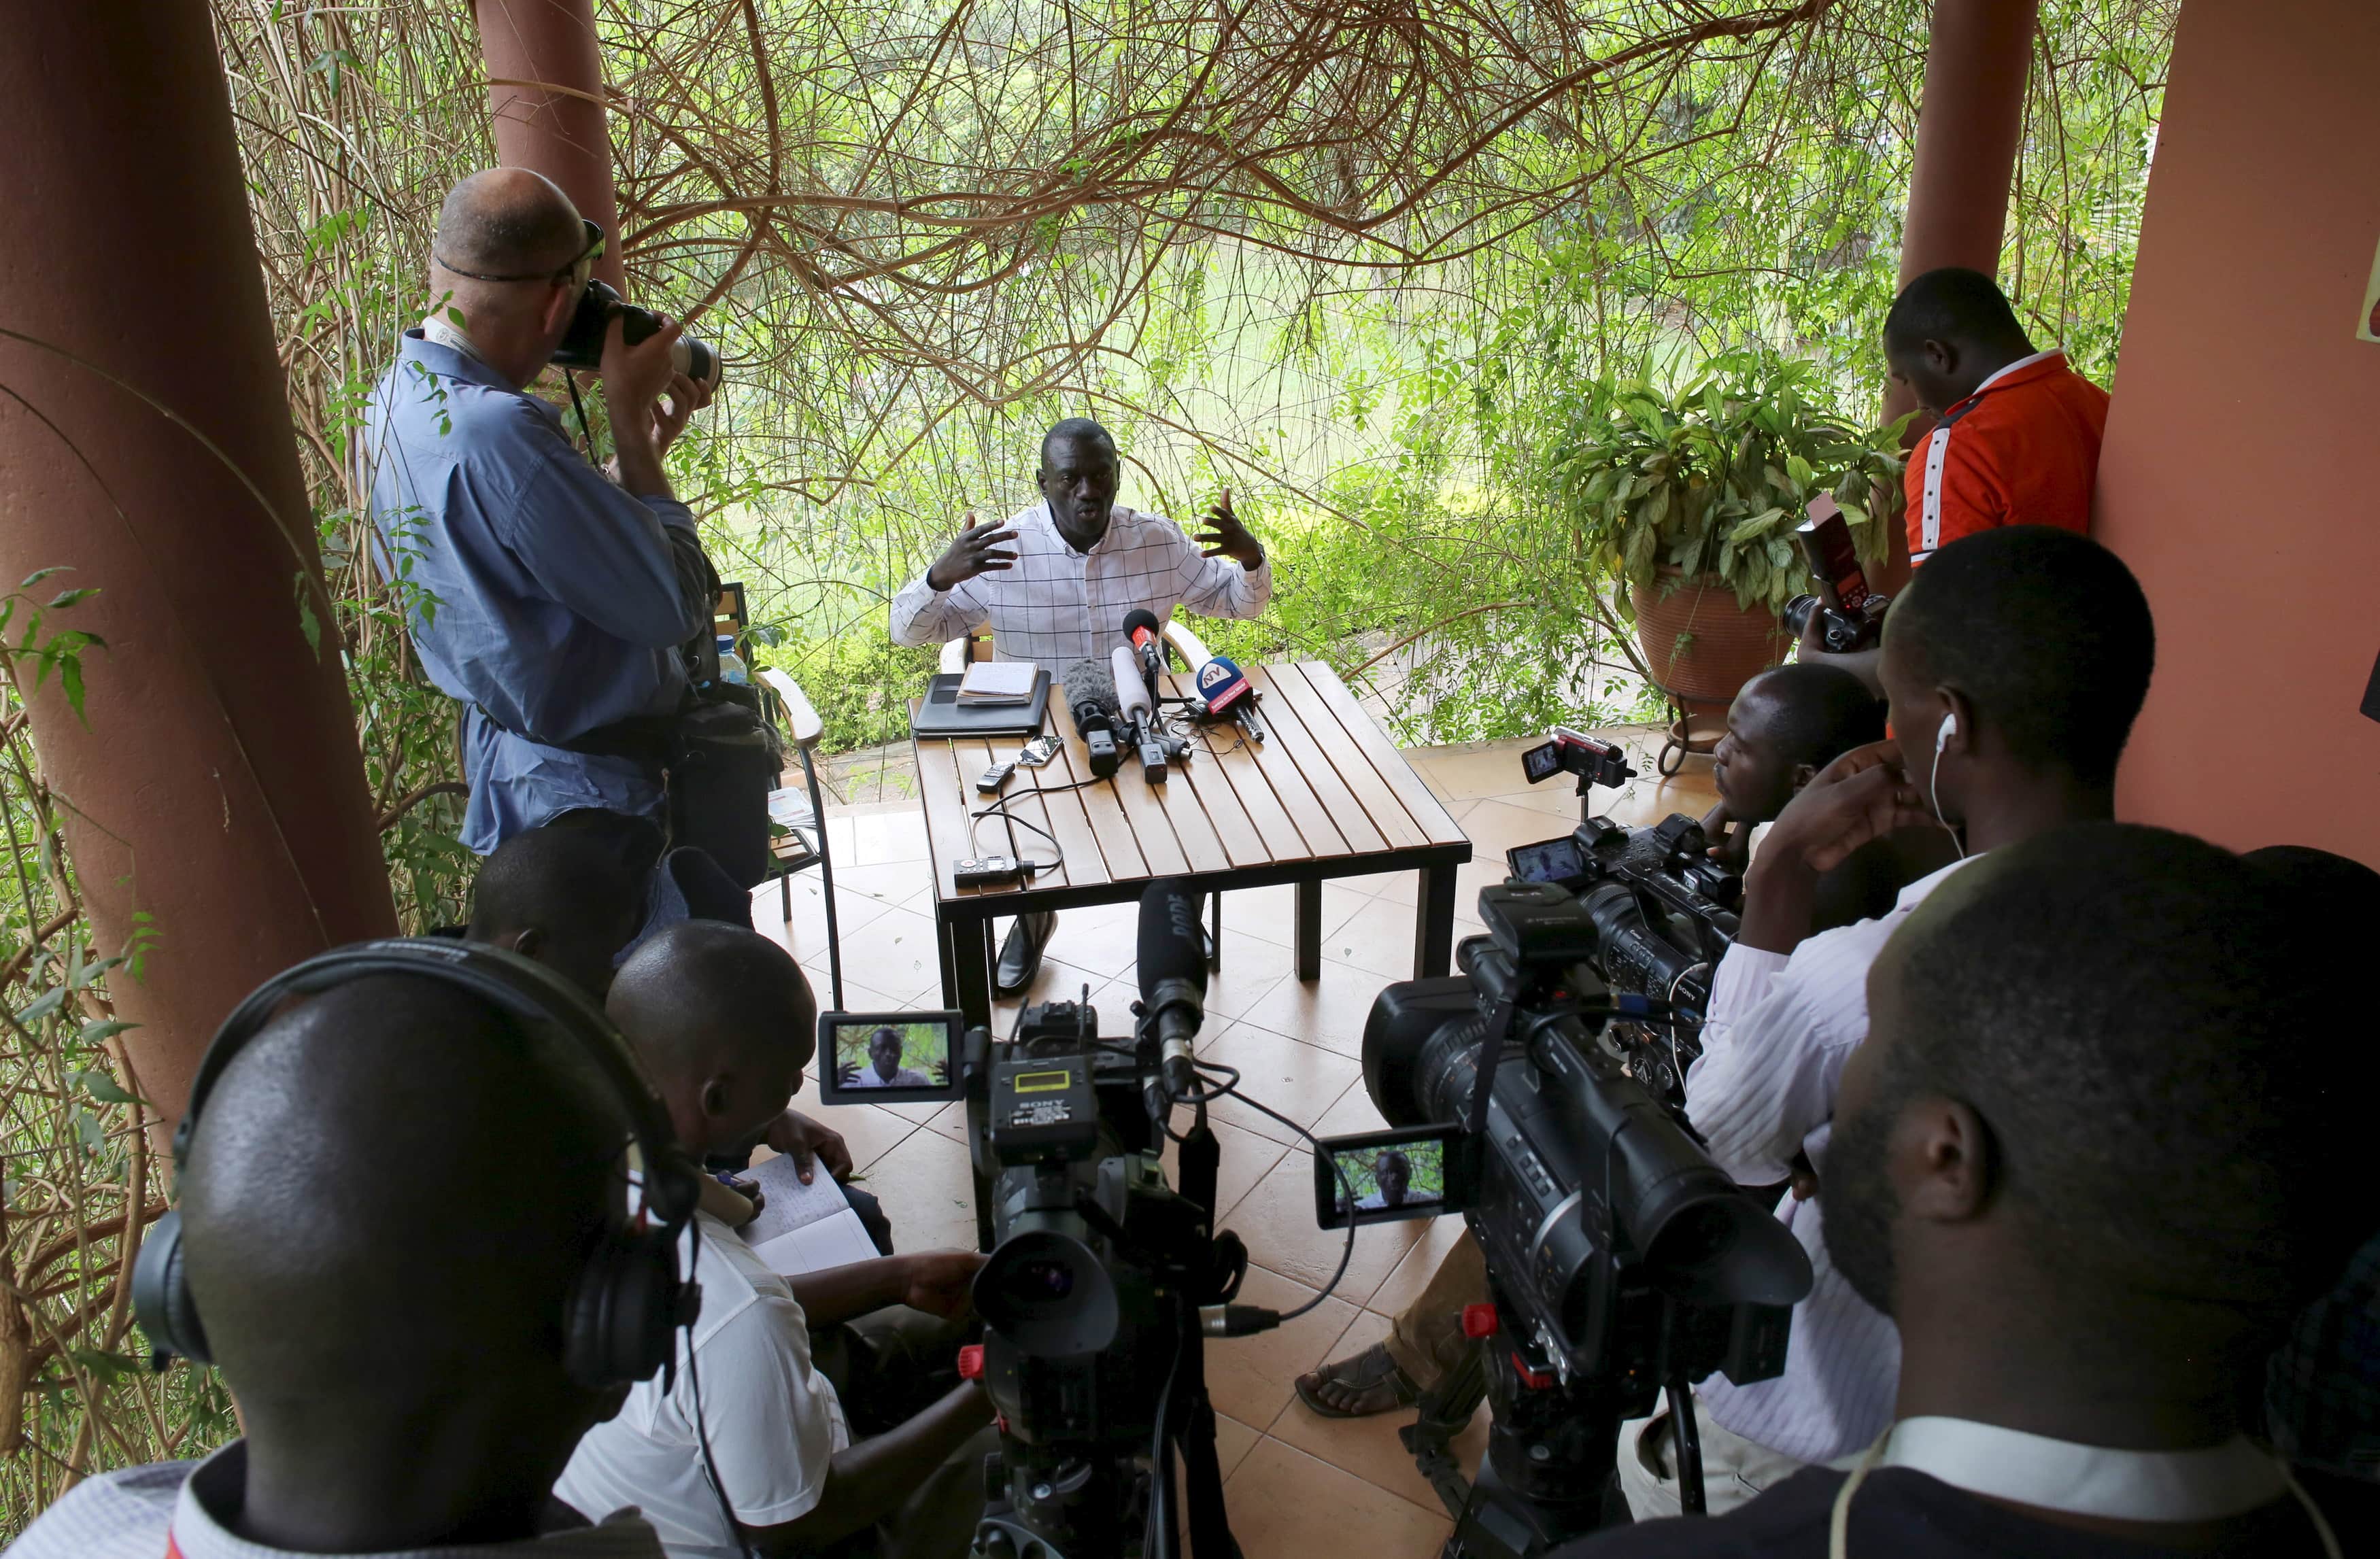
{"left": 1542, "top": 349, "right": 1906, "bottom": 707}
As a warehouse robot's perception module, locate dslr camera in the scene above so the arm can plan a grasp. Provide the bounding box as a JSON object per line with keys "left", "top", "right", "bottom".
{"left": 1782, "top": 494, "right": 1886, "bottom": 653}
{"left": 551, "top": 277, "right": 724, "bottom": 392}
{"left": 1323, "top": 883, "right": 1812, "bottom": 1556}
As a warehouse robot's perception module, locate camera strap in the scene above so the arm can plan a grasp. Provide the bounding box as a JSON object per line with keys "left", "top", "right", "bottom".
{"left": 1465, "top": 996, "right": 1518, "bottom": 1139}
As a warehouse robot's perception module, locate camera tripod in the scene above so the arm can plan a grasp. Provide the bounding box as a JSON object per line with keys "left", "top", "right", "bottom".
{"left": 1401, "top": 1293, "right": 1710, "bottom": 1559}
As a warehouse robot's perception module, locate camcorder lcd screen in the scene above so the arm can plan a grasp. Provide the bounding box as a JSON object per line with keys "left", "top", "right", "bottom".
{"left": 1508, "top": 836, "right": 1586, "bottom": 885}
{"left": 1521, "top": 740, "right": 1564, "bottom": 785}
{"left": 1314, "top": 1126, "right": 1465, "bottom": 1229}
{"left": 816, "top": 1010, "right": 964, "bottom": 1104}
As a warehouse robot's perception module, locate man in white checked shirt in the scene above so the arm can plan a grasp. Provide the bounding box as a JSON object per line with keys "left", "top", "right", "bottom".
{"left": 1615, "top": 527, "right": 2156, "bottom": 1520}
{"left": 889, "top": 417, "right": 1271, "bottom": 992}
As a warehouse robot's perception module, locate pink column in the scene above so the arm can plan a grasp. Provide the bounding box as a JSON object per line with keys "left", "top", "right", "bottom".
{"left": 477, "top": 0, "right": 629, "bottom": 293}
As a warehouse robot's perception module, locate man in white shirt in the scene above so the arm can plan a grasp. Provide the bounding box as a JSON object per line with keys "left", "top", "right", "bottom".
{"left": 1620, "top": 526, "right": 2158, "bottom": 1518}
{"left": 1559, "top": 824, "right": 2360, "bottom": 1556}
{"left": 841, "top": 1025, "right": 936, "bottom": 1089}
{"left": 558, "top": 923, "right": 992, "bottom": 1559}
{"left": 7, "top": 972, "right": 670, "bottom": 1559}
{"left": 887, "top": 417, "right": 1272, "bottom": 992}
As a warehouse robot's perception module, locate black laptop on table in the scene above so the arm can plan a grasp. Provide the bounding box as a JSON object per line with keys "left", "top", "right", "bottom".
{"left": 908, "top": 666, "right": 1050, "bottom": 738}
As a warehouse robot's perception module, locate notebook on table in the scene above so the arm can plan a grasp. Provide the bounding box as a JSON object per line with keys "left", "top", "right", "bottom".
{"left": 735, "top": 1152, "right": 881, "bottom": 1275}
{"left": 908, "top": 665, "right": 1049, "bottom": 738}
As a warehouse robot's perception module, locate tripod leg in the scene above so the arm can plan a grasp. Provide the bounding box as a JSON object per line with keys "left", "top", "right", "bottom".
{"left": 1401, "top": 1341, "right": 1486, "bottom": 1521}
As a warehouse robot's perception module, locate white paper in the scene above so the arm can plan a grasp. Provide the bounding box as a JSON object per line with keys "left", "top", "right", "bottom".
{"left": 957, "top": 660, "right": 1040, "bottom": 703}
{"left": 736, "top": 1152, "right": 882, "bottom": 1277}
{"left": 752, "top": 1212, "right": 883, "bottom": 1275}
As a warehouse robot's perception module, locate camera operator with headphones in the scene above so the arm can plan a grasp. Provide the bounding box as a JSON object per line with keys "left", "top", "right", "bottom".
{"left": 1616, "top": 527, "right": 2158, "bottom": 1518}
{"left": 361, "top": 168, "right": 719, "bottom": 881}
{"left": 5, "top": 942, "right": 696, "bottom": 1558}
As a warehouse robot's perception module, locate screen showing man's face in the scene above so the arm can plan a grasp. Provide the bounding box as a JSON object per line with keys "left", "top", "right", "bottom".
{"left": 1333, "top": 1139, "right": 1445, "bottom": 1218}
{"left": 826, "top": 1017, "right": 954, "bottom": 1094}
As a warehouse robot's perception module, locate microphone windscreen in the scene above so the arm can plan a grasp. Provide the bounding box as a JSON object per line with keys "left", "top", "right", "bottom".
{"left": 1195, "top": 653, "right": 1251, "bottom": 711}
{"left": 1110, "top": 647, "right": 1155, "bottom": 722}
{"left": 1061, "top": 656, "right": 1118, "bottom": 726}
{"left": 1123, "top": 607, "right": 1163, "bottom": 645}
{"left": 1138, "top": 878, "right": 1207, "bottom": 1000}
{"left": 1161, "top": 621, "right": 1214, "bottom": 668}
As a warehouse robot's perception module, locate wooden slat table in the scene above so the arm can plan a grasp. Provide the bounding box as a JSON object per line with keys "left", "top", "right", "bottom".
{"left": 913, "top": 661, "right": 1473, "bottom": 1027}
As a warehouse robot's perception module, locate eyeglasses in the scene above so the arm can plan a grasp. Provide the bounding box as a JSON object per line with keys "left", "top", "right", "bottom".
{"left": 432, "top": 218, "right": 605, "bottom": 288}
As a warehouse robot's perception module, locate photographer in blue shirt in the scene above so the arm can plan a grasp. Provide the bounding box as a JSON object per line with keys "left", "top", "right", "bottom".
{"left": 362, "top": 168, "right": 717, "bottom": 876}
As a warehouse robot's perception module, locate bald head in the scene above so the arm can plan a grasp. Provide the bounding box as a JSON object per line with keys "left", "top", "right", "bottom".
{"left": 433, "top": 168, "right": 585, "bottom": 283}
{"left": 183, "top": 977, "right": 621, "bottom": 1381}
{"left": 607, "top": 923, "right": 816, "bottom": 1154}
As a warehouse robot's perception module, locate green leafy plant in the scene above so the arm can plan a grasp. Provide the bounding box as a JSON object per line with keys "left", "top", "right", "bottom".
{"left": 1540, "top": 350, "right": 1909, "bottom": 617}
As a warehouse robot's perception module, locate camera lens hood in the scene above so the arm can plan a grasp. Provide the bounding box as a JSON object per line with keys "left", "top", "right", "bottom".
{"left": 975, "top": 1229, "right": 1120, "bottom": 1358}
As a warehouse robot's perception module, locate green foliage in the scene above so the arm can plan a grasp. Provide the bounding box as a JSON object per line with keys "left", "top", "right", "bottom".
{"left": 1540, "top": 350, "right": 1907, "bottom": 617}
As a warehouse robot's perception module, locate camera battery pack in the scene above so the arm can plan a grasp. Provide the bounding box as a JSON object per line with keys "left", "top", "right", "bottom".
{"left": 987, "top": 1056, "right": 1100, "bottom": 1163}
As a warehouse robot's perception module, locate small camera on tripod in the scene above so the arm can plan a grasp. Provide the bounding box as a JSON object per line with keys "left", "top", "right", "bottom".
{"left": 1781, "top": 494, "right": 1888, "bottom": 653}
{"left": 1520, "top": 728, "right": 1635, "bottom": 791}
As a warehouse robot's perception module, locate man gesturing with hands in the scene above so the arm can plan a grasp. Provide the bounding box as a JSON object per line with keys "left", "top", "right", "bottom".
{"left": 1614, "top": 526, "right": 2158, "bottom": 1518}
{"left": 889, "top": 417, "right": 1272, "bottom": 991}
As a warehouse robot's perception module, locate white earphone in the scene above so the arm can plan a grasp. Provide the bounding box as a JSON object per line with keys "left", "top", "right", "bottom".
{"left": 1931, "top": 710, "right": 1966, "bottom": 858}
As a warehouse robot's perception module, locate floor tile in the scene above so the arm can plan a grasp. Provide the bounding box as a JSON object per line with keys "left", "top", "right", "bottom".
{"left": 1191, "top": 1023, "right": 1364, "bottom": 1146}
{"left": 783, "top": 1099, "right": 919, "bottom": 1175}
{"left": 1238, "top": 960, "right": 1404, "bottom": 1060}
{"left": 1310, "top": 1078, "right": 1391, "bottom": 1140}
{"left": 1363, "top": 1216, "right": 1475, "bottom": 1324}
{"left": 1036, "top": 900, "right": 1140, "bottom": 979}
{"left": 849, "top": 808, "right": 930, "bottom": 866}
{"left": 1202, "top": 1265, "right": 1363, "bottom": 1429}
{"left": 1213, "top": 1412, "right": 1263, "bottom": 1481}
{"left": 1265, "top": 1309, "right": 1489, "bottom": 1518}
{"left": 1199, "top": 929, "right": 1298, "bottom": 1020}
{"left": 1221, "top": 1435, "right": 1452, "bottom": 1559}
{"left": 1321, "top": 897, "right": 1432, "bottom": 980}
{"left": 855, "top": 1124, "right": 979, "bottom": 1254}
{"left": 1218, "top": 882, "right": 1370, "bottom": 952}
{"left": 1230, "top": 1150, "right": 1428, "bottom": 1303}
{"left": 833, "top": 904, "right": 942, "bottom": 1006}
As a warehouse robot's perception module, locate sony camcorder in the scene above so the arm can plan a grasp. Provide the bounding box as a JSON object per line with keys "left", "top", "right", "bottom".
{"left": 961, "top": 883, "right": 1248, "bottom": 1559}
{"left": 1321, "top": 883, "right": 1812, "bottom": 1554}
{"left": 551, "top": 277, "right": 724, "bottom": 392}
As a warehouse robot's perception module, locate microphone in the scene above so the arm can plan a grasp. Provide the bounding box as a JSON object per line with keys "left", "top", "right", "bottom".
{"left": 1123, "top": 607, "right": 1166, "bottom": 698}
{"left": 1137, "top": 878, "right": 1206, "bottom": 1099}
{"left": 1060, "top": 657, "right": 1121, "bottom": 779}
{"left": 1161, "top": 621, "right": 1266, "bottom": 742}
{"left": 1110, "top": 647, "right": 1166, "bottom": 783}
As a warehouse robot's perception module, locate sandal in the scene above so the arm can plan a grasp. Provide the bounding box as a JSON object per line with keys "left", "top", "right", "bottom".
{"left": 1294, "top": 1341, "right": 1423, "bottom": 1419}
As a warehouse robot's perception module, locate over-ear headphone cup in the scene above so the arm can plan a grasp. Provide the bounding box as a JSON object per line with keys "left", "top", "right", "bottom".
{"left": 131, "top": 1210, "right": 212, "bottom": 1366}
{"left": 565, "top": 1229, "right": 682, "bottom": 1389}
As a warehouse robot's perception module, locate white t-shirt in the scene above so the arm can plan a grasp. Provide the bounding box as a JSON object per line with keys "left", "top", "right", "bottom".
{"left": 556, "top": 1210, "right": 850, "bottom": 1559}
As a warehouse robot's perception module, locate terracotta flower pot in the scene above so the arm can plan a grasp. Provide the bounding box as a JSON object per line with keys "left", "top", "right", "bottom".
{"left": 1628, "top": 566, "right": 1791, "bottom": 708}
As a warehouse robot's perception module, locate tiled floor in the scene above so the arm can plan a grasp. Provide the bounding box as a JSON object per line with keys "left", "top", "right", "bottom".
{"left": 758, "top": 727, "right": 1717, "bottom": 1556}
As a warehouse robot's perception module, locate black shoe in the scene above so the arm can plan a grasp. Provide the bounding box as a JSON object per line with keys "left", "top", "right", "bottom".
{"left": 996, "top": 912, "right": 1058, "bottom": 995}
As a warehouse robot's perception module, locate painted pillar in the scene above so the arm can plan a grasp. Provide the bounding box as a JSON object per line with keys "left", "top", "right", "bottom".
{"left": 0, "top": 5, "right": 399, "bottom": 1128}
{"left": 1878, "top": 0, "right": 2040, "bottom": 584}
{"left": 2092, "top": 0, "right": 2380, "bottom": 867}
{"left": 477, "top": 0, "right": 629, "bottom": 294}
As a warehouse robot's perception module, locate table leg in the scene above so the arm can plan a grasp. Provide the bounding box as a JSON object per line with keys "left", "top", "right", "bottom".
{"left": 1414, "top": 861, "right": 1458, "bottom": 978}
{"left": 936, "top": 914, "right": 960, "bottom": 1010}
{"left": 1209, "top": 891, "right": 1223, "bottom": 974}
{"left": 1295, "top": 878, "right": 1323, "bottom": 982}
{"left": 951, "top": 916, "right": 994, "bottom": 1031}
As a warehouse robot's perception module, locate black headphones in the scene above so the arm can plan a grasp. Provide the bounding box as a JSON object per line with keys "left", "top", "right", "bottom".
{"left": 131, "top": 937, "right": 703, "bottom": 1390}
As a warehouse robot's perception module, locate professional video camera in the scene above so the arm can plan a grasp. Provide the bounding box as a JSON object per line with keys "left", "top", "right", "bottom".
{"left": 1505, "top": 810, "right": 1741, "bottom": 1106}
{"left": 962, "top": 881, "right": 1253, "bottom": 1559}
{"left": 1319, "top": 883, "right": 1812, "bottom": 1557}
{"left": 1781, "top": 494, "right": 1887, "bottom": 653}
